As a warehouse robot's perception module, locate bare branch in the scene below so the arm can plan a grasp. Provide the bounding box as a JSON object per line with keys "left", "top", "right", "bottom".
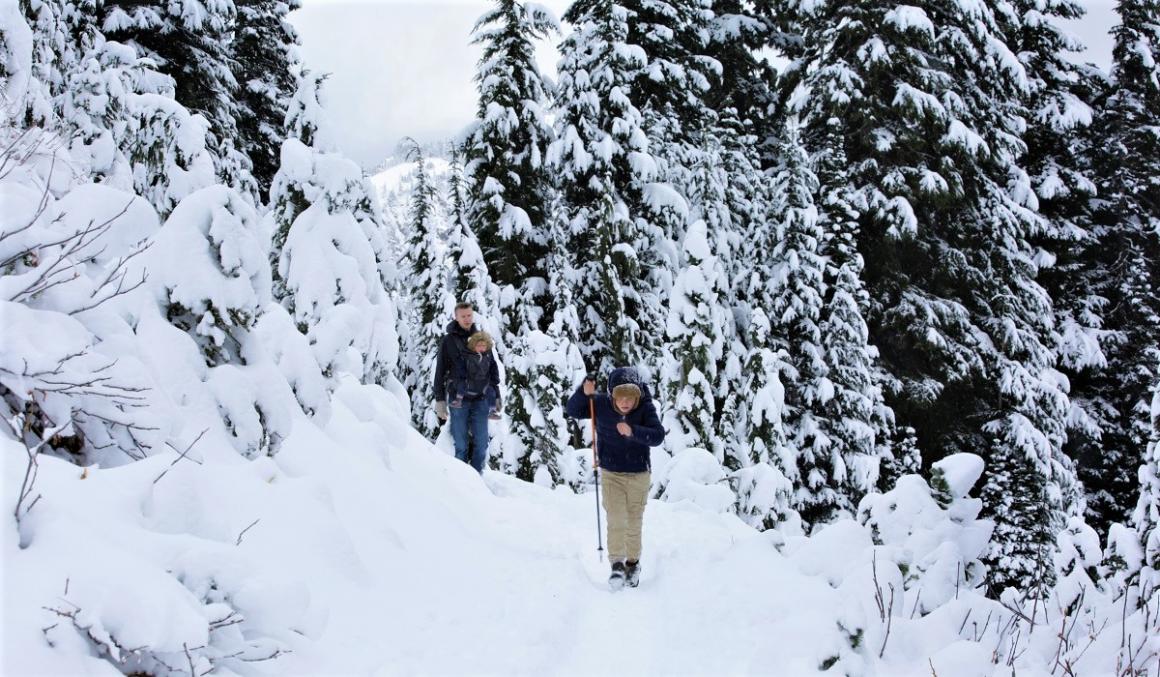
{"left": 5, "top": 198, "right": 135, "bottom": 304}
{"left": 184, "top": 642, "right": 199, "bottom": 677}
{"left": 237, "top": 647, "right": 291, "bottom": 663}
{"left": 879, "top": 584, "right": 895, "bottom": 658}
{"left": 235, "top": 519, "right": 260, "bottom": 546}
{"left": 154, "top": 429, "right": 209, "bottom": 484}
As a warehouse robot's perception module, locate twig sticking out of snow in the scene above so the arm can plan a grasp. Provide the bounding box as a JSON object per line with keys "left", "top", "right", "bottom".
{"left": 153, "top": 428, "right": 209, "bottom": 484}
{"left": 236, "top": 518, "right": 261, "bottom": 546}
{"left": 871, "top": 551, "right": 896, "bottom": 658}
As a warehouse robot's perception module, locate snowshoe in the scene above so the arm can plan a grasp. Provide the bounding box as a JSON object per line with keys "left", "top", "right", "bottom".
{"left": 608, "top": 561, "right": 626, "bottom": 591}
{"left": 625, "top": 560, "right": 640, "bottom": 588}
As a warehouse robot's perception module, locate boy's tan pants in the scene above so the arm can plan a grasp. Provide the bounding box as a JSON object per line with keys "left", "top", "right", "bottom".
{"left": 601, "top": 470, "right": 650, "bottom": 562}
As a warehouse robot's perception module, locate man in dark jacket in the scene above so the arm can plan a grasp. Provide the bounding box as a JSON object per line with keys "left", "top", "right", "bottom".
{"left": 433, "top": 302, "right": 500, "bottom": 473}
{"left": 566, "top": 368, "right": 664, "bottom": 588}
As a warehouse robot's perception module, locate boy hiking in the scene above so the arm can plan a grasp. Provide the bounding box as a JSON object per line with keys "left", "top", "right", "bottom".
{"left": 566, "top": 368, "right": 665, "bottom": 589}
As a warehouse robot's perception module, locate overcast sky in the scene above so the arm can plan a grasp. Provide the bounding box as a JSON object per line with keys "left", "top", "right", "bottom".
{"left": 290, "top": 0, "right": 1121, "bottom": 170}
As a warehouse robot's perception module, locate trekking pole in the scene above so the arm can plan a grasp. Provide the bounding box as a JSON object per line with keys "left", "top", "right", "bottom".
{"left": 588, "top": 379, "right": 604, "bottom": 562}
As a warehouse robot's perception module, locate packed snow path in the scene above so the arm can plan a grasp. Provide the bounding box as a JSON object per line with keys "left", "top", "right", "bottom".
{"left": 288, "top": 422, "right": 847, "bottom": 676}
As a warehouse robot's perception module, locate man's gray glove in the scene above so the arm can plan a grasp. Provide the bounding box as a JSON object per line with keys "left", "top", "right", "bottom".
{"left": 434, "top": 400, "right": 449, "bottom": 421}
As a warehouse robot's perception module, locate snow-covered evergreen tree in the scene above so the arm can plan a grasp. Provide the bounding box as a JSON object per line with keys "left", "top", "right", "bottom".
{"left": 398, "top": 141, "right": 454, "bottom": 439}
{"left": 21, "top": 0, "right": 120, "bottom": 183}
{"left": 620, "top": 0, "right": 713, "bottom": 125}
{"left": 548, "top": 0, "right": 666, "bottom": 373}
{"left": 465, "top": 0, "right": 557, "bottom": 340}
{"left": 231, "top": 0, "right": 300, "bottom": 202}
{"left": 998, "top": 0, "right": 1122, "bottom": 539}
{"left": 1133, "top": 369, "right": 1160, "bottom": 589}
{"left": 711, "top": 107, "right": 770, "bottom": 468}
{"left": 620, "top": 0, "right": 713, "bottom": 261}
{"left": 17, "top": 0, "right": 218, "bottom": 211}
{"left": 661, "top": 219, "right": 723, "bottom": 456}
{"left": 776, "top": 0, "right": 1080, "bottom": 583}
{"left": 507, "top": 330, "right": 585, "bottom": 485}
{"left": 1074, "top": 0, "right": 1160, "bottom": 536}
{"left": 621, "top": 1, "right": 724, "bottom": 391}
{"left": 446, "top": 148, "right": 498, "bottom": 326}
{"left": 702, "top": 0, "right": 776, "bottom": 160}
{"left": 150, "top": 185, "right": 269, "bottom": 367}
{"left": 100, "top": 0, "right": 258, "bottom": 201}
{"left": 814, "top": 130, "right": 897, "bottom": 501}
{"left": 622, "top": 0, "right": 768, "bottom": 478}
{"left": 126, "top": 96, "right": 219, "bottom": 218}
{"left": 736, "top": 306, "right": 797, "bottom": 531}
{"left": 507, "top": 201, "right": 589, "bottom": 486}
{"left": 267, "top": 72, "right": 399, "bottom": 400}
{"left": 58, "top": 37, "right": 137, "bottom": 187}
{"left": 766, "top": 136, "right": 841, "bottom": 530}
{"left": 147, "top": 185, "right": 294, "bottom": 457}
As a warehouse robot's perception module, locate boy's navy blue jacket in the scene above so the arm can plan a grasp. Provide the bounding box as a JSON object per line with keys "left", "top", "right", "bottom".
{"left": 566, "top": 385, "right": 665, "bottom": 473}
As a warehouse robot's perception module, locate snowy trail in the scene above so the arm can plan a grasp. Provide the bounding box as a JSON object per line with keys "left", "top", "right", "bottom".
{"left": 295, "top": 434, "right": 847, "bottom": 677}
{"left": 6, "top": 386, "right": 1029, "bottom": 677}
{"left": 2, "top": 391, "right": 854, "bottom": 677}
{"left": 9, "top": 381, "right": 1139, "bottom": 677}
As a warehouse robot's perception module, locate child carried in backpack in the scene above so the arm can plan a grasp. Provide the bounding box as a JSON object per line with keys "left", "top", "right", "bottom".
{"left": 449, "top": 331, "right": 502, "bottom": 421}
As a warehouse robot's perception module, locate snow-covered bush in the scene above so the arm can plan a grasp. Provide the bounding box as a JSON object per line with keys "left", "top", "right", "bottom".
{"left": 147, "top": 185, "right": 270, "bottom": 367}
{"left": 858, "top": 453, "right": 993, "bottom": 615}
{"left": 654, "top": 447, "right": 737, "bottom": 513}
{"left": 1, "top": 140, "right": 166, "bottom": 472}
{"left": 731, "top": 462, "right": 797, "bottom": 533}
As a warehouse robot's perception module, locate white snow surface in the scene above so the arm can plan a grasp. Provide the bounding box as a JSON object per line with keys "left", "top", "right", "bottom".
{"left": 8, "top": 373, "right": 1153, "bottom": 676}
{"left": 5, "top": 380, "right": 845, "bottom": 675}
